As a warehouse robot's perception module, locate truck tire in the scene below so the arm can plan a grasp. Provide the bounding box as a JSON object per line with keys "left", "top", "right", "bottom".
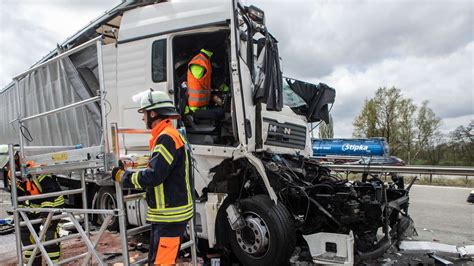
{"left": 227, "top": 195, "right": 296, "bottom": 265}
{"left": 96, "top": 187, "right": 120, "bottom": 231}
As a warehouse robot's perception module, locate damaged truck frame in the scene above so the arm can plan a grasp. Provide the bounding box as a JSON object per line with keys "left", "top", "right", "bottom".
{"left": 1, "top": 1, "right": 417, "bottom": 264}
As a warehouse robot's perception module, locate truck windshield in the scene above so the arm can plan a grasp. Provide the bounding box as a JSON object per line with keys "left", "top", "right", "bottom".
{"left": 283, "top": 81, "right": 305, "bottom": 108}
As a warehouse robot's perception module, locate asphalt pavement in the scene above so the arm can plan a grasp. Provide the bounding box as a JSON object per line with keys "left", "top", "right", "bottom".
{"left": 409, "top": 184, "right": 474, "bottom": 245}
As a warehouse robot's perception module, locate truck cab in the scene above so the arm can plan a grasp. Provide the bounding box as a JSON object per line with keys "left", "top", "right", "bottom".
{"left": 106, "top": 1, "right": 333, "bottom": 198}
{"left": 102, "top": 1, "right": 337, "bottom": 264}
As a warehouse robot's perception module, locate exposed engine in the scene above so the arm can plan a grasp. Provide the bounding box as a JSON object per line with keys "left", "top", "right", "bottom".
{"left": 207, "top": 152, "right": 416, "bottom": 262}
{"left": 260, "top": 153, "right": 415, "bottom": 260}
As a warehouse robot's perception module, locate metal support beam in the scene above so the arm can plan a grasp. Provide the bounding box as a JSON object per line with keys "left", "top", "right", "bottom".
{"left": 18, "top": 188, "right": 84, "bottom": 202}
{"left": 13, "top": 36, "right": 102, "bottom": 80}
{"left": 56, "top": 253, "right": 88, "bottom": 265}
{"left": 189, "top": 219, "right": 198, "bottom": 266}
{"left": 8, "top": 144, "right": 23, "bottom": 265}
{"left": 67, "top": 213, "right": 104, "bottom": 265}
{"left": 123, "top": 192, "right": 146, "bottom": 202}
{"left": 20, "top": 213, "right": 68, "bottom": 227}
{"left": 20, "top": 96, "right": 100, "bottom": 123}
{"left": 111, "top": 122, "right": 130, "bottom": 264}
{"left": 96, "top": 40, "right": 109, "bottom": 171}
{"left": 22, "top": 233, "right": 81, "bottom": 251}
{"left": 127, "top": 224, "right": 150, "bottom": 237}
{"left": 324, "top": 164, "right": 474, "bottom": 176}
{"left": 81, "top": 172, "right": 90, "bottom": 238}
{"left": 81, "top": 214, "right": 113, "bottom": 266}
{"left": 115, "top": 181, "right": 130, "bottom": 264}
{"left": 16, "top": 207, "right": 116, "bottom": 215}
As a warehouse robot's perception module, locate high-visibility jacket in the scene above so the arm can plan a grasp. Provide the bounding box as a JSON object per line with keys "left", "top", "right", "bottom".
{"left": 122, "top": 119, "right": 193, "bottom": 223}
{"left": 187, "top": 51, "right": 212, "bottom": 110}
{"left": 10, "top": 174, "right": 64, "bottom": 209}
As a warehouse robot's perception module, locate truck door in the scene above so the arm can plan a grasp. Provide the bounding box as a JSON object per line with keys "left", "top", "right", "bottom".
{"left": 115, "top": 35, "right": 169, "bottom": 151}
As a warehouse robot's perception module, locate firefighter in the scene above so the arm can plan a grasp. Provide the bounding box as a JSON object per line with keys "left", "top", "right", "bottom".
{"left": 7, "top": 156, "right": 64, "bottom": 264}
{"left": 112, "top": 90, "right": 193, "bottom": 265}
{"left": 185, "top": 48, "right": 213, "bottom": 113}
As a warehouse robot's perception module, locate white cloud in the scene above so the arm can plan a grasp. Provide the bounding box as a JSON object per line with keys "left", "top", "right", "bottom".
{"left": 0, "top": 0, "right": 119, "bottom": 87}
{"left": 321, "top": 42, "right": 474, "bottom": 137}
{"left": 251, "top": 0, "right": 473, "bottom": 78}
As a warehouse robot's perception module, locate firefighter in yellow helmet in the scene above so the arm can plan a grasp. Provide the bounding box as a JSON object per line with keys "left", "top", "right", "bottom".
{"left": 111, "top": 90, "right": 193, "bottom": 265}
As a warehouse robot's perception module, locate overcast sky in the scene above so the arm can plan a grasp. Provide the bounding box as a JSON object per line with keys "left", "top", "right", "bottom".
{"left": 1, "top": 0, "right": 473, "bottom": 137}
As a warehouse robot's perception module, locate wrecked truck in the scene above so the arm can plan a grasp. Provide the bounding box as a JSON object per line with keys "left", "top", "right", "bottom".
{"left": 0, "top": 0, "right": 416, "bottom": 264}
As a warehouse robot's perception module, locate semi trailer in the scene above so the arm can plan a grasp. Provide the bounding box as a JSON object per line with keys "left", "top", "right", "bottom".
{"left": 0, "top": 1, "right": 416, "bottom": 264}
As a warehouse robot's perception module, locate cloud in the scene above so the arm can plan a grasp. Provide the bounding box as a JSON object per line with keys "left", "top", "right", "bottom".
{"left": 248, "top": 0, "right": 473, "bottom": 137}
{"left": 0, "top": 0, "right": 119, "bottom": 88}
{"left": 251, "top": 0, "right": 473, "bottom": 78}
{"left": 322, "top": 42, "right": 474, "bottom": 137}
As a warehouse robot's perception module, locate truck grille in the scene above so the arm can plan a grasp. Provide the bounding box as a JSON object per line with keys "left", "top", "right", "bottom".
{"left": 263, "top": 118, "right": 306, "bottom": 149}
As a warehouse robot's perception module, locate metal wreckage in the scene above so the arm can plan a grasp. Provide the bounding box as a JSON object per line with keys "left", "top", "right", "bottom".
{"left": 207, "top": 152, "right": 417, "bottom": 264}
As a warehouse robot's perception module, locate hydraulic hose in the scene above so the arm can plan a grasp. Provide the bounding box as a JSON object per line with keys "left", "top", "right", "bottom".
{"left": 356, "top": 236, "right": 392, "bottom": 261}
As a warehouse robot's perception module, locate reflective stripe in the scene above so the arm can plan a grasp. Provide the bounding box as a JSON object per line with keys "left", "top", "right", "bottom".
{"left": 154, "top": 186, "right": 164, "bottom": 209}
{"left": 178, "top": 134, "right": 192, "bottom": 205}
{"left": 188, "top": 96, "right": 208, "bottom": 103}
{"left": 152, "top": 144, "right": 174, "bottom": 165}
{"left": 160, "top": 185, "right": 165, "bottom": 209}
{"left": 147, "top": 203, "right": 193, "bottom": 215}
{"left": 48, "top": 251, "right": 61, "bottom": 257}
{"left": 40, "top": 196, "right": 64, "bottom": 208}
{"left": 131, "top": 172, "right": 142, "bottom": 189}
{"left": 188, "top": 89, "right": 209, "bottom": 95}
{"left": 32, "top": 178, "right": 42, "bottom": 193}
{"left": 146, "top": 210, "right": 193, "bottom": 223}
{"left": 37, "top": 175, "right": 47, "bottom": 182}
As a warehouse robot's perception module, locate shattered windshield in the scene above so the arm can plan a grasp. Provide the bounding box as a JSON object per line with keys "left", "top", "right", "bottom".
{"left": 283, "top": 80, "right": 306, "bottom": 108}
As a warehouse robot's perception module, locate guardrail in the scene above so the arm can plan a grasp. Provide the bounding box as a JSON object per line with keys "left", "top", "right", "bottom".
{"left": 323, "top": 164, "right": 474, "bottom": 176}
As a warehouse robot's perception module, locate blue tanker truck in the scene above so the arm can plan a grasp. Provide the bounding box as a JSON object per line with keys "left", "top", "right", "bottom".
{"left": 312, "top": 137, "right": 389, "bottom": 157}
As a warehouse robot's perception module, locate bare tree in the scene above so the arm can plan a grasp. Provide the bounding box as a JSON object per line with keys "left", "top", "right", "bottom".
{"left": 352, "top": 87, "right": 441, "bottom": 164}
{"left": 318, "top": 114, "right": 334, "bottom": 139}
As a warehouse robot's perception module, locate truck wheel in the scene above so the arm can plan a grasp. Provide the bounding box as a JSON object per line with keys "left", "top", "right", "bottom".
{"left": 228, "top": 195, "right": 296, "bottom": 265}
{"left": 96, "top": 187, "right": 120, "bottom": 231}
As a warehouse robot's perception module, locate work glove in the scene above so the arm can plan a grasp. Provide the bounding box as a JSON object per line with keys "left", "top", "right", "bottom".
{"left": 111, "top": 160, "right": 125, "bottom": 183}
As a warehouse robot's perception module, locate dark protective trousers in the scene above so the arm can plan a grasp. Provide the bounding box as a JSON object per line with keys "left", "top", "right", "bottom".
{"left": 21, "top": 212, "right": 61, "bottom": 265}
{"left": 148, "top": 222, "right": 187, "bottom": 265}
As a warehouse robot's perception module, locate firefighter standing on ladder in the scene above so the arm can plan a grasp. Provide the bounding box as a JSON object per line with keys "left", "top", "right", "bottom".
{"left": 6, "top": 153, "right": 64, "bottom": 264}
{"left": 112, "top": 90, "right": 193, "bottom": 265}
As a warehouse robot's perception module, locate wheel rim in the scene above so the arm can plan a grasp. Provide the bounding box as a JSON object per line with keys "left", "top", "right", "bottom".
{"left": 99, "top": 192, "right": 116, "bottom": 225}
{"left": 235, "top": 212, "right": 270, "bottom": 257}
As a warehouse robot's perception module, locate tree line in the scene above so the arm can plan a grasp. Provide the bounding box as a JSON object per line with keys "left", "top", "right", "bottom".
{"left": 351, "top": 87, "right": 473, "bottom": 166}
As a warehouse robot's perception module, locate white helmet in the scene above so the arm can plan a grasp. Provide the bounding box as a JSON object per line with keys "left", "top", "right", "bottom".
{"left": 137, "top": 89, "right": 180, "bottom": 118}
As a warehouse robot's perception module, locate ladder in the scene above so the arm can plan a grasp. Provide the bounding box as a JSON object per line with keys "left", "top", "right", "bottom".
{"left": 110, "top": 123, "right": 198, "bottom": 265}
{"left": 8, "top": 144, "right": 119, "bottom": 266}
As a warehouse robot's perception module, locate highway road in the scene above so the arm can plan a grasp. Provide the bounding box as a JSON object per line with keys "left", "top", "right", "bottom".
{"left": 409, "top": 184, "right": 473, "bottom": 245}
